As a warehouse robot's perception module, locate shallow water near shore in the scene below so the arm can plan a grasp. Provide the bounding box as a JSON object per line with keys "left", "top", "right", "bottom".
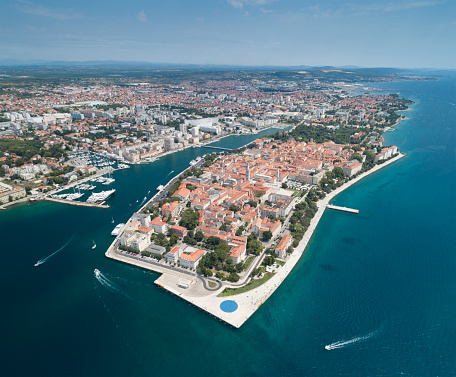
{"left": 1, "top": 75, "right": 456, "bottom": 376}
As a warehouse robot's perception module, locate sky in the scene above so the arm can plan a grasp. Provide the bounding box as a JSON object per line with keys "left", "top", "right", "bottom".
{"left": 0, "top": 0, "right": 455, "bottom": 68}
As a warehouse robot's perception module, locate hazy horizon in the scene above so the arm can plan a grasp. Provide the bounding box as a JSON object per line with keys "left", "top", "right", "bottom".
{"left": 1, "top": 0, "right": 455, "bottom": 69}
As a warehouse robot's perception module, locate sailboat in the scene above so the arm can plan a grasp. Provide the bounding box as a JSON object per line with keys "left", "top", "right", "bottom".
{"left": 92, "top": 240, "right": 97, "bottom": 249}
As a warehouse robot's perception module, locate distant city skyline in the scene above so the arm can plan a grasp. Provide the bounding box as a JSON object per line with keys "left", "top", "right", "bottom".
{"left": 1, "top": 0, "right": 455, "bottom": 69}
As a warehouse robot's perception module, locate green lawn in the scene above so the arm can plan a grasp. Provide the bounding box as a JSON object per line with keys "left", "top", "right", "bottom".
{"left": 243, "top": 256, "right": 255, "bottom": 270}
{"left": 218, "top": 272, "right": 275, "bottom": 297}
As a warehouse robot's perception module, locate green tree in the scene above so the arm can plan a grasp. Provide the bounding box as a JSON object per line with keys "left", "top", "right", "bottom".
{"left": 251, "top": 267, "right": 261, "bottom": 277}
{"left": 247, "top": 238, "right": 264, "bottom": 255}
{"left": 179, "top": 208, "right": 200, "bottom": 230}
{"left": 205, "top": 236, "right": 221, "bottom": 249}
{"left": 219, "top": 222, "right": 229, "bottom": 231}
{"left": 194, "top": 230, "right": 204, "bottom": 242}
{"left": 263, "top": 255, "right": 275, "bottom": 266}
{"left": 351, "top": 152, "right": 363, "bottom": 162}
{"left": 262, "top": 230, "right": 273, "bottom": 242}
{"left": 169, "top": 233, "right": 179, "bottom": 246}
{"left": 229, "top": 204, "right": 240, "bottom": 212}
{"left": 246, "top": 200, "right": 257, "bottom": 208}
{"left": 227, "top": 272, "right": 240, "bottom": 282}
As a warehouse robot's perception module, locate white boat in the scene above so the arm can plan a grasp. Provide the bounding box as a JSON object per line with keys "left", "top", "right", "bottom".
{"left": 94, "top": 268, "right": 100, "bottom": 276}
{"left": 87, "top": 189, "right": 116, "bottom": 204}
{"left": 92, "top": 240, "right": 96, "bottom": 249}
{"left": 111, "top": 223, "right": 125, "bottom": 236}
{"left": 157, "top": 185, "right": 164, "bottom": 191}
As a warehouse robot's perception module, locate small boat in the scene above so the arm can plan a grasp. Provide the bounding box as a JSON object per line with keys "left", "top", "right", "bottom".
{"left": 111, "top": 216, "right": 114, "bottom": 223}
{"left": 94, "top": 268, "right": 100, "bottom": 276}
{"left": 92, "top": 240, "right": 96, "bottom": 249}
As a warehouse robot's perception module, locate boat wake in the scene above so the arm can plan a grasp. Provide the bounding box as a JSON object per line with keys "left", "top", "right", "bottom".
{"left": 34, "top": 232, "right": 77, "bottom": 266}
{"left": 165, "top": 170, "right": 174, "bottom": 177}
{"left": 135, "top": 196, "right": 148, "bottom": 210}
{"left": 94, "top": 269, "right": 131, "bottom": 300}
{"left": 325, "top": 326, "right": 382, "bottom": 350}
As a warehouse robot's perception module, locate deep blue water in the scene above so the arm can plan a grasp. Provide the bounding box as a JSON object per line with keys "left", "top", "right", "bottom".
{"left": 1, "top": 75, "right": 456, "bottom": 376}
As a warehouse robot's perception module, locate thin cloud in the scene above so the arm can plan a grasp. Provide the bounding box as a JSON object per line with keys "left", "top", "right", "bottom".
{"left": 137, "top": 10, "right": 148, "bottom": 22}
{"left": 227, "top": 0, "right": 274, "bottom": 9}
{"left": 15, "top": 0, "right": 82, "bottom": 20}
{"left": 302, "top": 5, "right": 334, "bottom": 18}
{"left": 350, "top": 0, "right": 443, "bottom": 14}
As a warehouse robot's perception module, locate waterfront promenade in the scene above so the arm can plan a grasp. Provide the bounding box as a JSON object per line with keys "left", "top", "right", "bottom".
{"left": 106, "top": 153, "right": 405, "bottom": 328}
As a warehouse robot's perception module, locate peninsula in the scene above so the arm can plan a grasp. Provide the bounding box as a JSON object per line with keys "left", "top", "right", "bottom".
{"left": 106, "top": 131, "right": 404, "bottom": 327}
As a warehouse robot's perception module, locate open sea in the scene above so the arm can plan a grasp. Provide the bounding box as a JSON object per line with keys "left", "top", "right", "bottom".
{"left": 1, "top": 74, "right": 456, "bottom": 376}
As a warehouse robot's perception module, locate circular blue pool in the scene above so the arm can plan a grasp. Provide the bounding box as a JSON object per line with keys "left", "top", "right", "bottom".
{"left": 220, "top": 300, "right": 238, "bottom": 313}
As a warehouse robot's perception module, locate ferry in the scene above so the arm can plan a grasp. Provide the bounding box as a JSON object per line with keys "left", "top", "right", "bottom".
{"left": 111, "top": 223, "right": 125, "bottom": 236}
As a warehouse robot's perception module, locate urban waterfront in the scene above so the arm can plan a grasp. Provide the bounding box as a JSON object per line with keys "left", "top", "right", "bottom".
{"left": 2, "top": 73, "right": 456, "bottom": 377}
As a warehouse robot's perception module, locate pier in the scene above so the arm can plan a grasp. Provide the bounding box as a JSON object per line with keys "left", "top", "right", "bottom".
{"left": 326, "top": 204, "right": 359, "bottom": 214}
{"left": 44, "top": 197, "right": 109, "bottom": 209}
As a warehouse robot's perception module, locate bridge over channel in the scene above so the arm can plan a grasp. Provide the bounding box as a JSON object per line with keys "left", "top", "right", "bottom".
{"left": 201, "top": 146, "right": 234, "bottom": 151}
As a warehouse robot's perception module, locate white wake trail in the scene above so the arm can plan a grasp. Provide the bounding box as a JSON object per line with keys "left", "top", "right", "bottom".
{"left": 94, "top": 269, "right": 132, "bottom": 300}
{"left": 325, "top": 326, "right": 383, "bottom": 350}
{"left": 34, "top": 232, "right": 77, "bottom": 266}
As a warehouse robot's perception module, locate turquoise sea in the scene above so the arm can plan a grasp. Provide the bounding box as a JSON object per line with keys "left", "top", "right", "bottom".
{"left": 1, "top": 75, "right": 456, "bottom": 376}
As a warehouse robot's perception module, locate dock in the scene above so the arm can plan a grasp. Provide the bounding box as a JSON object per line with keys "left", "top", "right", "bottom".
{"left": 326, "top": 204, "right": 359, "bottom": 214}
{"left": 44, "top": 197, "right": 109, "bottom": 209}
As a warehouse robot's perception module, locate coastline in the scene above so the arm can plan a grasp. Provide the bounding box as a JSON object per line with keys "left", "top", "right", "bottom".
{"left": 106, "top": 152, "right": 405, "bottom": 328}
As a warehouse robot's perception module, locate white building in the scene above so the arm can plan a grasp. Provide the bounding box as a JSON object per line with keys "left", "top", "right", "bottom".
{"left": 165, "top": 246, "right": 183, "bottom": 263}
{"left": 178, "top": 248, "right": 205, "bottom": 269}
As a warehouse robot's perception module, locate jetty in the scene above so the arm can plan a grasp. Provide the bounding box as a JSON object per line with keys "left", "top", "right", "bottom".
{"left": 44, "top": 197, "right": 109, "bottom": 209}
{"left": 326, "top": 204, "right": 359, "bottom": 214}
